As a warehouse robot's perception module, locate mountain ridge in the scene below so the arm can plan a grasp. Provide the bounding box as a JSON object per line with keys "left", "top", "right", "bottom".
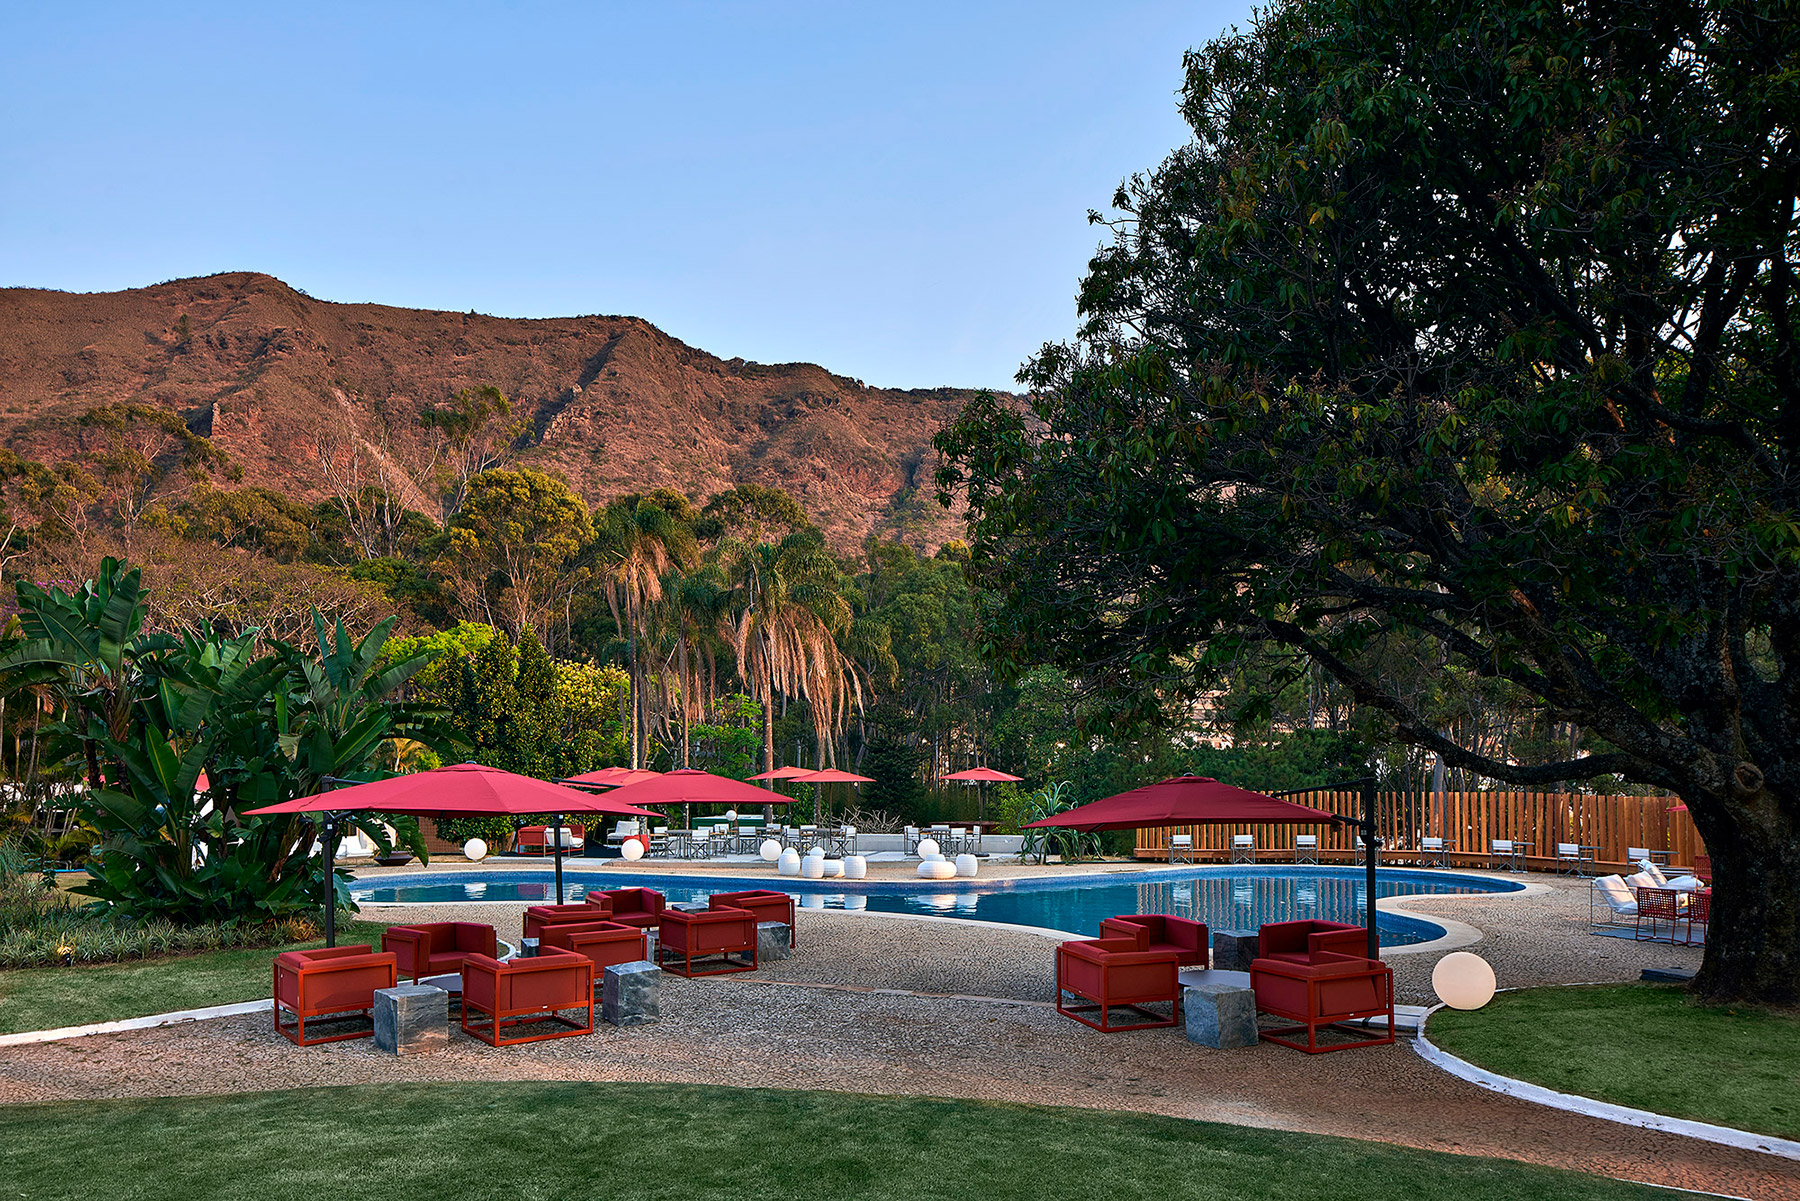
{"left": 0, "top": 272, "right": 979, "bottom": 549}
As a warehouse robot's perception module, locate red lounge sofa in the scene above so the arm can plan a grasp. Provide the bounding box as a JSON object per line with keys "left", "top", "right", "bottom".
{"left": 657, "top": 906, "right": 759, "bottom": 977}
{"left": 523, "top": 903, "right": 607, "bottom": 942}
{"left": 273, "top": 944, "right": 398, "bottom": 1045}
{"left": 1098, "top": 913, "right": 1209, "bottom": 967}
{"left": 1256, "top": 919, "right": 1370, "bottom": 966}
{"left": 1055, "top": 937, "right": 1181, "bottom": 1032}
{"left": 710, "top": 890, "right": 796, "bottom": 946}
{"left": 540, "top": 920, "right": 648, "bottom": 978}
{"left": 382, "top": 922, "right": 498, "bottom": 983}
{"left": 461, "top": 950, "right": 595, "bottom": 1046}
{"left": 587, "top": 887, "right": 665, "bottom": 930}
{"left": 1250, "top": 951, "right": 1395, "bottom": 1053}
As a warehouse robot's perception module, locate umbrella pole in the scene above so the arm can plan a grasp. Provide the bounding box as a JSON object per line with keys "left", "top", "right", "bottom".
{"left": 321, "top": 812, "right": 340, "bottom": 949}
{"left": 1362, "top": 778, "right": 1379, "bottom": 960}
{"left": 553, "top": 814, "right": 566, "bottom": 905}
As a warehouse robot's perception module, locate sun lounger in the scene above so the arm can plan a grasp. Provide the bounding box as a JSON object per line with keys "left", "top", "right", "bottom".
{"left": 1591, "top": 875, "right": 1638, "bottom": 929}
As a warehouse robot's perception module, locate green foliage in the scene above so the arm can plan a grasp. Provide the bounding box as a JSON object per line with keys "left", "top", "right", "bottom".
{"left": 431, "top": 815, "right": 517, "bottom": 850}
{"left": 861, "top": 737, "right": 926, "bottom": 816}
{"left": 438, "top": 626, "right": 627, "bottom": 781}
{"left": 1015, "top": 782, "right": 1102, "bottom": 865}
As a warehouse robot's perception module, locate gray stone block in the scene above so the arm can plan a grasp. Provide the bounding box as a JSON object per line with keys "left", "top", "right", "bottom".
{"left": 374, "top": 984, "right": 449, "bottom": 1055}
{"left": 1211, "top": 929, "right": 1260, "bottom": 972}
{"left": 602, "top": 959, "right": 662, "bottom": 1026}
{"left": 757, "top": 921, "right": 792, "bottom": 962}
{"left": 1184, "top": 982, "right": 1258, "bottom": 1049}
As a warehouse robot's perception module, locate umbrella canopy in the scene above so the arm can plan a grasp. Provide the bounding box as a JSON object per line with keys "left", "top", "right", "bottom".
{"left": 560, "top": 767, "right": 663, "bottom": 790}
{"left": 944, "top": 767, "right": 1024, "bottom": 783}
{"left": 604, "top": 768, "right": 800, "bottom": 808}
{"left": 790, "top": 769, "right": 875, "bottom": 784}
{"left": 241, "top": 762, "right": 662, "bottom": 820}
{"left": 747, "top": 766, "right": 815, "bottom": 781}
{"left": 1023, "top": 776, "right": 1342, "bottom": 832}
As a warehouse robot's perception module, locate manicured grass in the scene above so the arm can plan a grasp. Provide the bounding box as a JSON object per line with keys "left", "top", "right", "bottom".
{"left": 0, "top": 1082, "right": 1677, "bottom": 1201}
{"left": 0, "top": 920, "right": 390, "bottom": 1034}
{"left": 1429, "top": 983, "right": 1800, "bottom": 1140}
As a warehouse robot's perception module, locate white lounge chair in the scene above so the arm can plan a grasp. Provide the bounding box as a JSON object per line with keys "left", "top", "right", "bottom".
{"left": 1292, "top": 834, "right": 1318, "bottom": 865}
{"left": 1420, "top": 836, "right": 1450, "bottom": 868}
{"left": 1591, "top": 874, "right": 1639, "bottom": 929}
{"left": 1230, "top": 834, "right": 1255, "bottom": 864}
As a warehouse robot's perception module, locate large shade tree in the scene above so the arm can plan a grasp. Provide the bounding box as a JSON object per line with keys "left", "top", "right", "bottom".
{"left": 936, "top": 0, "right": 1800, "bottom": 1002}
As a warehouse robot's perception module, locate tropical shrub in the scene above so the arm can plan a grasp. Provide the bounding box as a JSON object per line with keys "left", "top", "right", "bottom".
{"left": 1016, "top": 782, "right": 1102, "bottom": 865}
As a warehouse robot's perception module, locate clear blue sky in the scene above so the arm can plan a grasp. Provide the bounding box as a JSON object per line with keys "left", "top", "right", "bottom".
{"left": 1, "top": 2, "right": 1252, "bottom": 390}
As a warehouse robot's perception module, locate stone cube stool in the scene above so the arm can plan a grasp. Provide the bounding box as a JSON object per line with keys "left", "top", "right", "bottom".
{"left": 1211, "top": 930, "right": 1260, "bottom": 973}
{"left": 757, "top": 921, "right": 792, "bottom": 963}
{"left": 373, "top": 983, "right": 449, "bottom": 1055}
{"left": 1184, "top": 981, "right": 1258, "bottom": 1049}
{"left": 602, "top": 959, "right": 662, "bottom": 1026}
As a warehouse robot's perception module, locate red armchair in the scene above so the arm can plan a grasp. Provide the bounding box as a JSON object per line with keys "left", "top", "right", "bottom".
{"left": 1055, "top": 937, "right": 1181, "bottom": 1032}
{"left": 523, "top": 903, "right": 606, "bottom": 942}
{"left": 1250, "top": 951, "right": 1395, "bottom": 1053}
{"left": 657, "top": 906, "right": 759, "bottom": 977}
{"left": 460, "top": 951, "right": 594, "bottom": 1046}
{"left": 588, "top": 887, "right": 665, "bottom": 930}
{"left": 273, "top": 944, "right": 398, "bottom": 1045}
{"left": 710, "top": 889, "right": 796, "bottom": 946}
{"left": 1098, "top": 913, "right": 1209, "bottom": 967}
{"left": 1256, "top": 920, "right": 1370, "bottom": 966}
{"left": 381, "top": 922, "right": 498, "bottom": 983}
{"left": 540, "top": 920, "right": 648, "bottom": 977}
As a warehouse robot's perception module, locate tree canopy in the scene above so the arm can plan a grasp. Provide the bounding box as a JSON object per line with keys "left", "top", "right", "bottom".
{"left": 937, "top": 0, "right": 1800, "bottom": 1002}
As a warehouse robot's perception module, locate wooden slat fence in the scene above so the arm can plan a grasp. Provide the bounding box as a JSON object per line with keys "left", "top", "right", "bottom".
{"left": 1135, "top": 791, "right": 1703, "bottom": 873}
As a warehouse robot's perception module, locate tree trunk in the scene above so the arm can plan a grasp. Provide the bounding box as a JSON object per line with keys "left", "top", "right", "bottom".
{"left": 1689, "top": 783, "right": 1800, "bottom": 1005}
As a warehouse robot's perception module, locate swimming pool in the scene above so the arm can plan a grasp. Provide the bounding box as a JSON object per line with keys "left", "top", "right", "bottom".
{"left": 350, "top": 865, "right": 1522, "bottom": 946}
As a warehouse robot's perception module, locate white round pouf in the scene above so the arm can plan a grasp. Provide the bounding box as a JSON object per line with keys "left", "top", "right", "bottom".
{"left": 1432, "top": 951, "right": 1497, "bottom": 1010}
{"left": 760, "top": 838, "right": 783, "bottom": 862}
{"left": 822, "top": 859, "right": 845, "bottom": 878}
{"left": 777, "top": 849, "right": 802, "bottom": 877}
{"left": 806, "top": 846, "right": 826, "bottom": 858}
{"left": 801, "top": 854, "right": 826, "bottom": 879}
{"left": 916, "top": 838, "right": 941, "bottom": 859}
{"left": 954, "top": 853, "right": 979, "bottom": 878}
{"left": 843, "top": 855, "right": 867, "bottom": 879}
{"left": 621, "top": 839, "right": 645, "bottom": 861}
{"left": 917, "top": 858, "right": 957, "bottom": 880}
{"left": 463, "top": 838, "right": 488, "bottom": 862}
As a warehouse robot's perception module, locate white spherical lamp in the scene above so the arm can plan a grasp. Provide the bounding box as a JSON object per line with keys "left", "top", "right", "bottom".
{"left": 463, "top": 838, "right": 488, "bottom": 862}
{"left": 725, "top": 809, "right": 738, "bottom": 823}
{"left": 620, "top": 838, "right": 645, "bottom": 861}
{"left": 760, "top": 838, "right": 783, "bottom": 862}
{"left": 954, "top": 853, "right": 979, "bottom": 878}
{"left": 1432, "top": 951, "right": 1497, "bottom": 1010}
{"left": 806, "top": 845, "right": 826, "bottom": 858}
{"left": 777, "top": 848, "right": 802, "bottom": 876}
{"left": 916, "top": 838, "right": 941, "bottom": 859}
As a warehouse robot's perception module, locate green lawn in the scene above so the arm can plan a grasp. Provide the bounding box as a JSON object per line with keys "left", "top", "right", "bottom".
{"left": 0, "top": 920, "right": 391, "bottom": 1035}
{"left": 0, "top": 1082, "right": 1678, "bottom": 1201}
{"left": 1428, "top": 983, "right": 1800, "bottom": 1140}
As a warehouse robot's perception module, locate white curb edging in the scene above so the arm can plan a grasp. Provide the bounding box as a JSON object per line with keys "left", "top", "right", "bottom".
{"left": 0, "top": 999, "right": 270, "bottom": 1047}
{"left": 1414, "top": 1020, "right": 1800, "bottom": 1162}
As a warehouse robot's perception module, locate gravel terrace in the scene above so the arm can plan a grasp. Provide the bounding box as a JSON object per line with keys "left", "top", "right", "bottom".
{"left": 3, "top": 870, "right": 1786, "bottom": 1199}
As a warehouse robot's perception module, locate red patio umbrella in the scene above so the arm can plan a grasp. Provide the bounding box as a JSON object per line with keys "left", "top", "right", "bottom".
{"left": 605, "top": 767, "right": 800, "bottom": 837}
{"left": 1022, "top": 776, "right": 1340, "bottom": 831}
{"left": 748, "top": 766, "right": 814, "bottom": 781}
{"left": 943, "top": 766, "right": 1024, "bottom": 821}
{"left": 790, "top": 769, "right": 873, "bottom": 825}
{"left": 1025, "top": 776, "right": 1377, "bottom": 957}
{"left": 560, "top": 767, "right": 663, "bottom": 789}
{"left": 244, "top": 762, "right": 663, "bottom": 940}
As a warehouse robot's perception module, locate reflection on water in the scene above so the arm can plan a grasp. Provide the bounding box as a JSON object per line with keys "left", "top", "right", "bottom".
{"left": 352, "top": 867, "right": 1512, "bottom": 945}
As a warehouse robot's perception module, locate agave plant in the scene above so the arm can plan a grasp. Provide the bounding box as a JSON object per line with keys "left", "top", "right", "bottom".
{"left": 1017, "top": 781, "right": 1102, "bottom": 865}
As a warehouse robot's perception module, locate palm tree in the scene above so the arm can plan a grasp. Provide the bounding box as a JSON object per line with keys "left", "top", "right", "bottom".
{"left": 594, "top": 494, "right": 698, "bottom": 767}
{"left": 717, "top": 530, "right": 867, "bottom": 777}
{"left": 654, "top": 565, "right": 729, "bottom": 769}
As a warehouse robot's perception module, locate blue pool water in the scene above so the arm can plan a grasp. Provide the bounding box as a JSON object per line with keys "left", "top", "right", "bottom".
{"left": 350, "top": 866, "right": 1521, "bottom": 946}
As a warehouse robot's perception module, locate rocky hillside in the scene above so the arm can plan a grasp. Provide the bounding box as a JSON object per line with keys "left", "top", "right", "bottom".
{"left": 0, "top": 273, "right": 980, "bottom": 549}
